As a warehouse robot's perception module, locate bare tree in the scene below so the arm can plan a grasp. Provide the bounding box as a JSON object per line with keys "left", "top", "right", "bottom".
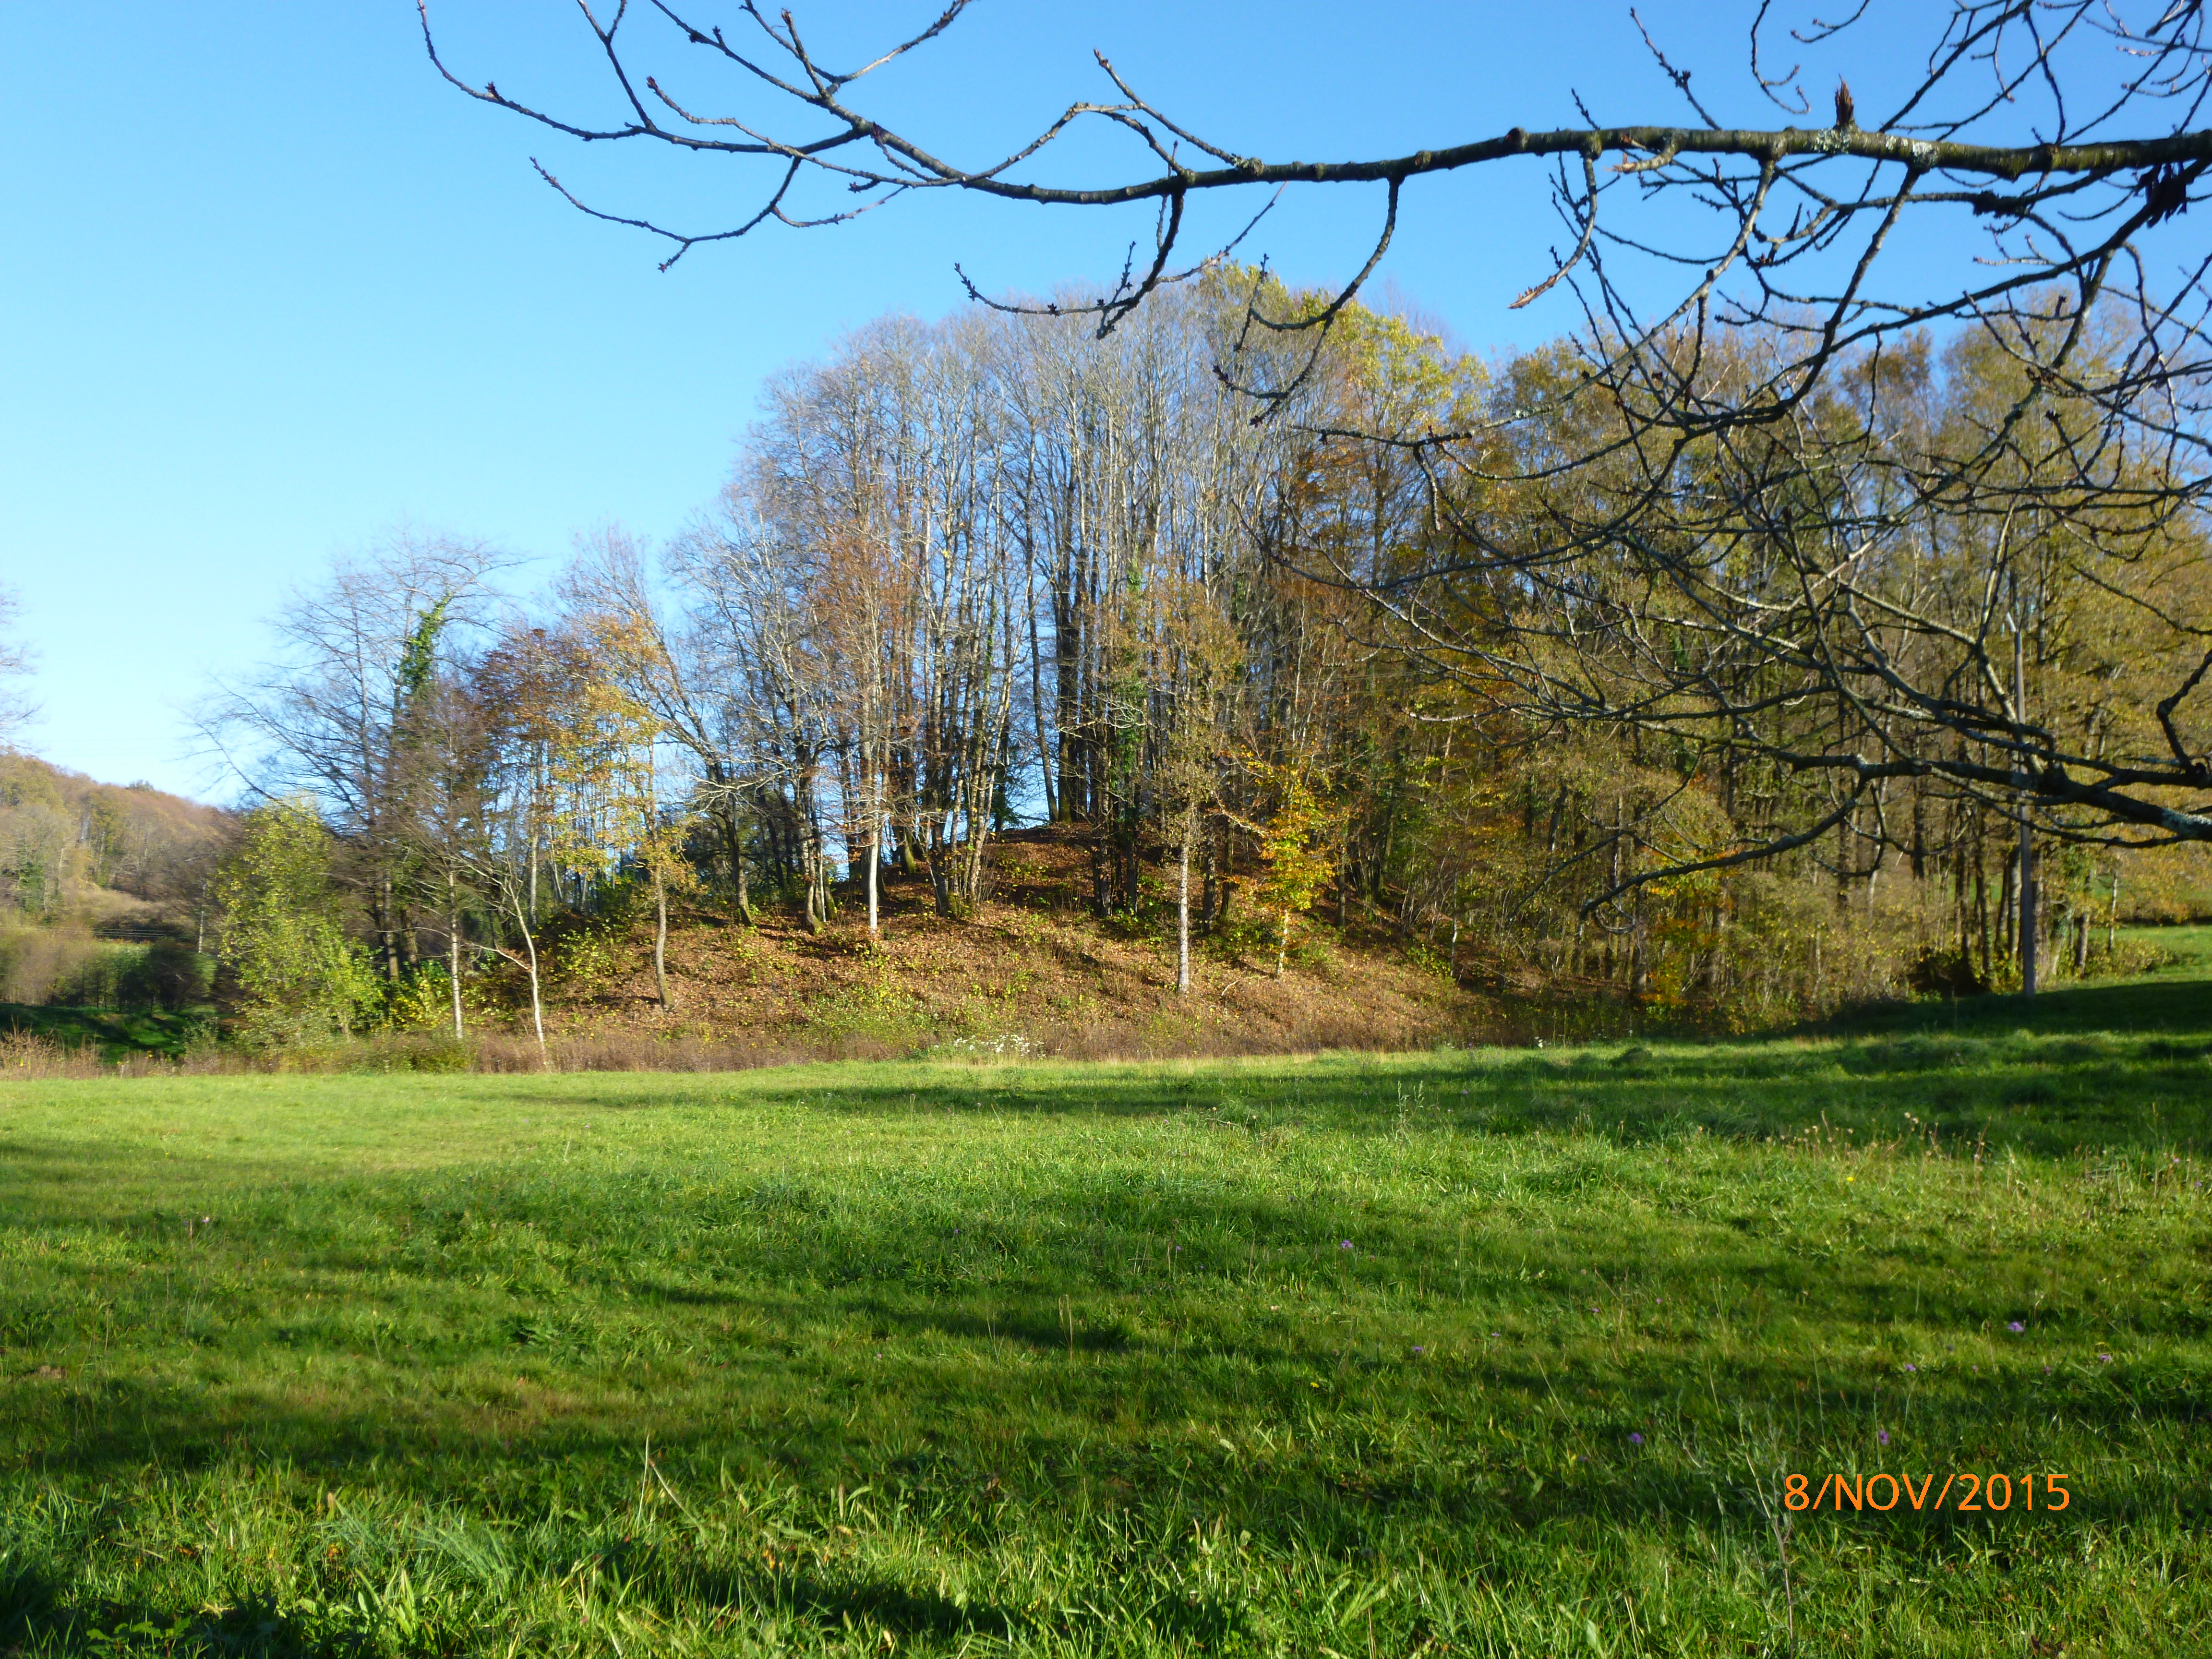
{"left": 419, "top": 5, "right": 2212, "bottom": 943}
{"left": 0, "top": 586, "right": 34, "bottom": 748}
{"left": 565, "top": 528, "right": 770, "bottom": 925}
{"left": 199, "top": 530, "right": 509, "bottom": 982}
{"left": 393, "top": 657, "right": 494, "bottom": 1040}
{"left": 418, "top": 2, "right": 2212, "bottom": 381}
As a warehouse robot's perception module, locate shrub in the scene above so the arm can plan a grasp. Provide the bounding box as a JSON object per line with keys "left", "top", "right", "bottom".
{"left": 212, "top": 799, "right": 383, "bottom": 1046}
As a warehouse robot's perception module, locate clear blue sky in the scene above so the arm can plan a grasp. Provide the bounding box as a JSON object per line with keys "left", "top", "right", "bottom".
{"left": 0, "top": 2, "right": 2047, "bottom": 798}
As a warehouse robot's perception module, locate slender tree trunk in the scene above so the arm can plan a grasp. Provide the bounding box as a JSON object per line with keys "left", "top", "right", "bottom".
{"left": 866, "top": 772, "right": 882, "bottom": 938}
{"left": 378, "top": 875, "right": 398, "bottom": 982}
{"left": 2108, "top": 870, "right": 2121, "bottom": 952}
{"left": 799, "top": 787, "right": 825, "bottom": 934}
{"left": 2016, "top": 625, "right": 2038, "bottom": 997}
{"left": 1176, "top": 824, "right": 1191, "bottom": 996}
{"left": 447, "top": 873, "right": 464, "bottom": 1041}
{"left": 926, "top": 820, "right": 953, "bottom": 918}
{"left": 1028, "top": 564, "right": 1057, "bottom": 822}
{"left": 653, "top": 865, "right": 668, "bottom": 1007}
{"left": 1999, "top": 853, "right": 2014, "bottom": 960}
{"left": 1976, "top": 857, "right": 1993, "bottom": 982}
{"left": 510, "top": 888, "right": 549, "bottom": 1070}
{"left": 1275, "top": 907, "right": 1289, "bottom": 980}
{"left": 708, "top": 777, "right": 752, "bottom": 926}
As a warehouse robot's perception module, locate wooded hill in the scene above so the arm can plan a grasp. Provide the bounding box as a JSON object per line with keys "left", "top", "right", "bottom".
{"left": 0, "top": 753, "right": 227, "bottom": 1009}
{"left": 181, "top": 279, "right": 2212, "bottom": 1062}
{"left": 468, "top": 821, "right": 1491, "bottom": 1065}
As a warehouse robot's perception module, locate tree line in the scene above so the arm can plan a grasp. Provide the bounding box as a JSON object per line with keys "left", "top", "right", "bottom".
{"left": 202, "top": 276, "right": 2212, "bottom": 1050}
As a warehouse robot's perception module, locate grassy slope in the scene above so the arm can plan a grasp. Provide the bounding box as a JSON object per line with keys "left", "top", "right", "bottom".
{"left": 0, "top": 961, "right": 2209, "bottom": 1654}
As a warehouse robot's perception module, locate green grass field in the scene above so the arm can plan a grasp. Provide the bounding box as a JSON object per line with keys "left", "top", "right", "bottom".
{"left": 3, "top": 948, "right": 2210, "bottom": 1655}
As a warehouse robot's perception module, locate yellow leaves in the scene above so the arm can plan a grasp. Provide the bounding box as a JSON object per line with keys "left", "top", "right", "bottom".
{"left": 478, "top": 618, "right": 684, "bottom": 885}
{"left": 1234, "top": 756, "right": 1341, "bottom": 928}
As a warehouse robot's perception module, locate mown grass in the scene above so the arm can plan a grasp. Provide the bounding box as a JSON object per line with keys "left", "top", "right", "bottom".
{"left": 2, "top": 960, "right": 2209, "bottom": 1655}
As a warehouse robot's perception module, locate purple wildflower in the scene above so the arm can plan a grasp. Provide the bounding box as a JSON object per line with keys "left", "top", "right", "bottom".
{"left": 2099, "top": 1352, "right": 2113, "bottom": 1362}
{"left": 1903, "top": 1364, "right": 1917, "bottom": 1372}
{"left": 1339, "top": 1240, "right": 1354, "bottom": 1250}
{"left": 1628, "top": 1432, "right": 1645, "bottom": 1446}
{"left": 2008, "top": 1321, "right": 2025, "bottom": 1334}
{"left": 1878, "top": 1430, "right": 1890, "bottom": 1445}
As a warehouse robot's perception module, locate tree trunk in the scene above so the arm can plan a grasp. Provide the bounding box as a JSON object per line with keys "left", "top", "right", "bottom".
{"left": 509, "top": 888, "right": 550, "bottom": 1070}
{"left": 1089, "top": 830, "right": 1110, "bottom": 917}
{"left": 866, "top": 796, "right": 880, "bottom": 939}
{"left": 2014, "top": 624, "right": 2036, "bottom": 996}
{"left": 378, "top": 875, "right": 398, "bottom": 982}
{"left": 1275, "top": 907, "right": 1289, "bottom": 980}
{"left": 926, "top": 820, "right": 953, "bottom": 918}
{"left": 447, "top": 873, "right": 465, "bottom": 1041}
{"left": 799, "top": 802, "right": 825, "bottom": 934}
{"left": 653, "top": 865, "right": 668, "bottom": 1007}
{"left": 1176, "top": 826, "right": 1192, "bottom": 995}
{"left": 1201, "top": 830, "right": 1218, "bottom": 928}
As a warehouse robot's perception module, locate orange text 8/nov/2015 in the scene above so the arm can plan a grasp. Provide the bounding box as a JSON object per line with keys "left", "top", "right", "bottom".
{"left": 1784, "top": 1472, "right": 2069, "bottom": 1514}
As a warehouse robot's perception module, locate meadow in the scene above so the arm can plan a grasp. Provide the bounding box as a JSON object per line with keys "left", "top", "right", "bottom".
{"left": 2, "top": 944, "right": 2210, "bottom": 1656}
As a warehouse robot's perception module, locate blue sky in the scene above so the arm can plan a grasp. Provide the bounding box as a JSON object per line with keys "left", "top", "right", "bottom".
{"left": 0, "top": 2, "right": 2059, "bottom": 797}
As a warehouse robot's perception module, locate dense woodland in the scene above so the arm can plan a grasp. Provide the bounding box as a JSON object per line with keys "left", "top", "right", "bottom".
{"left": 7, "top": 280, "right": 2211, "bottom": 1051}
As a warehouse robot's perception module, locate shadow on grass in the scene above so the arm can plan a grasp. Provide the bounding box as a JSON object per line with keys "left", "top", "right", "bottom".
{"left": 3, "top": 1567, "right": 1041, "bottom": 1659}
{"left": 0, "top": 1002, "right": 212, "bottom": 1059}
{"left": 662, "top": 1033, "right": 2212, "bottom": 1157}
{"left": 4, "top": 1365, "right": 2190, "bottom": 1575}
{"left": 1823, "top": 973, "right": 2212, "bottom": 1040}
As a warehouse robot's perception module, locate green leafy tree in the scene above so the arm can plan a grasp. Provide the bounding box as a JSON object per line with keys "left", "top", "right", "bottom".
{"left": 213, "top": 798, "right": 382, "bottom": 1046}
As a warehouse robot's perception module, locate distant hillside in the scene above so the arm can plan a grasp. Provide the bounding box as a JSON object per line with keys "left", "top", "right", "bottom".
{"left": 0, "top": 751, "right": 228, "bottom": 1006}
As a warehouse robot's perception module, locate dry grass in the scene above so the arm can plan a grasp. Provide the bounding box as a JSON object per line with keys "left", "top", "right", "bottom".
{"left": 529, "top": 824, "right": 1490, "bottom": 1060}
{"left": 0, "top": 829, "right": 1556, "bottom": 1077}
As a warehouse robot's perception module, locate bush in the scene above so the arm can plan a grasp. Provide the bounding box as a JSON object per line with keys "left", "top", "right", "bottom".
{"left": 213, "top": 799, "right": 383, "bottom": 1046}
{"left": 385, "top": 962, "right": 457, "bottom": 1031}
